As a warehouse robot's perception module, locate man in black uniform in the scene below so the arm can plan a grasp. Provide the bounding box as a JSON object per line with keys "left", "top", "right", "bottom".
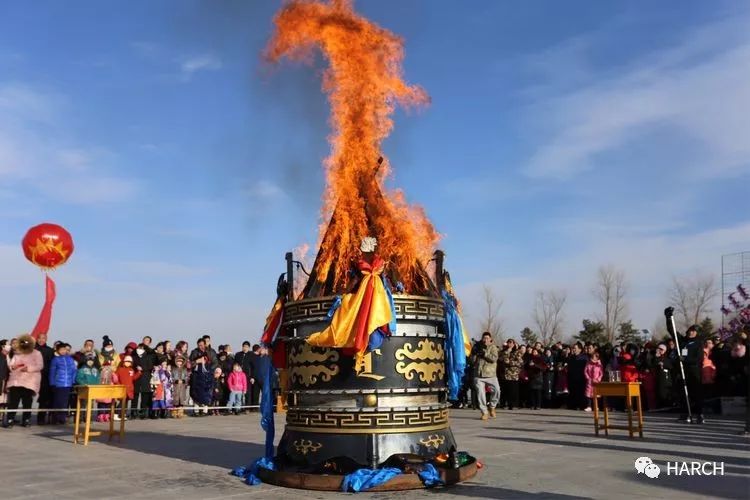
{"left": 681, "top": 325, "right": 705, "bottom": 424}
{"left": 233, "top": 341, "right": 256, "bottom": 413}
{"left": 35, "top": 333, "right": 55, "bottom": 425}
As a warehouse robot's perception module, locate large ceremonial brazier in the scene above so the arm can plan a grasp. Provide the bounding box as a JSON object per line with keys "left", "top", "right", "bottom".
{"left": 277, "top": 293, "right": 457, "bottom": 470}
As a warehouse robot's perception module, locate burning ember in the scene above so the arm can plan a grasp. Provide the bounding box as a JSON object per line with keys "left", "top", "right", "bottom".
{"left": 266, "top": 0, "right": 440, "bottom": 297}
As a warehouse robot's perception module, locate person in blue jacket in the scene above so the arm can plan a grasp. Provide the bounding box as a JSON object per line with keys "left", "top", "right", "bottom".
{"left": 49, "top": 342, "right": 78, "bottom": 424}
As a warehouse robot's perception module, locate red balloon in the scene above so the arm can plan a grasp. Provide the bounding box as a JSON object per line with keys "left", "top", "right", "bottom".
{"left": 22, "top": 223, "right": 74, "bottom": 270}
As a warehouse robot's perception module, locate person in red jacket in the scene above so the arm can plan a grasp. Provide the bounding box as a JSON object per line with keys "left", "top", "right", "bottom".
{"left": 619, "top": 344, "right": 640, "bottom": 383}
{"left": 226, "top": 362, "right": 247, "bottom": 415}
{"left": 113, "top": 355, "right": 142, "bottom": 420}
{"left": 119, "top": 342, "right": 137, "bottom": 365}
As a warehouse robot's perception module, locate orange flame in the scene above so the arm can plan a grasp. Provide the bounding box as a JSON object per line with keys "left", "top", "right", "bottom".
{"left": 266, "top": 0, "right": 440, "bottom": 294}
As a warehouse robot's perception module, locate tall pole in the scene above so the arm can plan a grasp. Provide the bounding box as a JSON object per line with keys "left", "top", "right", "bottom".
{"left": 285, "top": 251, "right": 294, "bottom": 302}
{"left": 665, "top": 307, "right": 692, "bottom": 422}
{"left": 434, "top": 249, "right": 445, "bottom": 293}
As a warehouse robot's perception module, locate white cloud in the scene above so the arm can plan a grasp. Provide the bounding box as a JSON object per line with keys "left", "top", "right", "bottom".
{"left": 45, "top": 176, "right": 140, "bottom": 204}
{"left": 130, "top": 42, "right": 223, "bottom": 82}
{"left": 244, "top": 180, "right": 286, "bottom": 201}
{"left": 523, "top": 14, "right": 750, "bottom": 180}
{"left": 121, "top": 260, "right": 213, "bottom": 278}
{"left": 180, "top": 54, "right": 222, "bottom": 78}
{"left": 0, "top": 83, "right": 141, "bottom": 204}
{"left": 57, "top": 148, "right": 94, "bottom": 171}
{"left": 458, "top": 221, "right": 749, "bottom": 342}
{"left": 0, "top": 83, "right": 59, "bottom": 122}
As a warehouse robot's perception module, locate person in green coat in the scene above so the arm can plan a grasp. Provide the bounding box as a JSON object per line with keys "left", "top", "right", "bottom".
{"left": 76, "top": 353, "right": 101, "bottom": 386}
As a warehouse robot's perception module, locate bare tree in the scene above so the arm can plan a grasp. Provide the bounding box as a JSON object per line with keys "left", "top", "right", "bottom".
{"left": 532, "top": 290, "right": 567, "bottom": 344}
{"left": 669, "top": 272, "right": 719, "bottom": 331}
{"left": 479, "top": 284, "right": 504, "bottom": 341}
{"left": 651, "top": 317, "right": 669, "bottom": 341}
{"left": 592, "top": 264, "right": 628, "bottom": 343}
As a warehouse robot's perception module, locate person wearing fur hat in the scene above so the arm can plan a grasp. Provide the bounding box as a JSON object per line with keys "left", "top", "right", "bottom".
{"left": 49, "top": 343, "right": 78, "bottom": 424}
{"left": 3, "top": 334, "right": 43, "bottom": 428}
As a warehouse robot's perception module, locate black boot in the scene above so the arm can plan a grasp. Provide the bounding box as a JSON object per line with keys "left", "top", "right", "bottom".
{"left": 21, "top": 414, "right": 31, "bottom": 427}
{"left": 1, "top": 412, "right": 13, "bottom": 429}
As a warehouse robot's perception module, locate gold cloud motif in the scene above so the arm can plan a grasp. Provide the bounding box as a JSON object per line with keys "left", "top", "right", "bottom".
{"left": 289, "top": 343, "right": 339, "bottom": 365}
{"left": 290, "top": 364, "right": 340, "bottom": 387}
{"left": 395, "top": 340, "right": 444, "bottom": 362}
{"left": 395, "top": 361, "right": 443, "bottom": 383}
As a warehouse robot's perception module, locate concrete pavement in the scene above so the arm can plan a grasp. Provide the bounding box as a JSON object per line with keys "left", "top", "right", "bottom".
{"left": 1, "top": 408, "right": 747, "bottom": 499}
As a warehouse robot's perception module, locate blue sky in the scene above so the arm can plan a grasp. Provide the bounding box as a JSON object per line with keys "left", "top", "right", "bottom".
{"left": 1, "top": 1, "right": 748, "bottom": 349}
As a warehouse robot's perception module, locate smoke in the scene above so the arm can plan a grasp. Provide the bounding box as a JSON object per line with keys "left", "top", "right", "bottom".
{"left": 165, "top": 1, "right": 329, "bottom": 216}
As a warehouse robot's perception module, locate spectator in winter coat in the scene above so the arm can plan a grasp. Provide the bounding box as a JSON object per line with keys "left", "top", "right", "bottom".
{"left": 171, "top": 356, "right": 189, "bottom": 418}
{"left": 34, "top": 333, "right": 55, "bottom": 425}
{"left": 219, "top": 350, "right": 234, "bottom": 377}
{"left": 567, "top": 343, "right": 588, "bottom": 410}
{"left": 471, "top": 332, "right": 501, "bottom": 420}
{"left": 233, "top": 341, "right": 256, "bottom": 412}
{"left": 119, "top": 342, "right": 137, "bottom": 365}
{"left": 73, "top": 339, "right": 97, "bottom": 365}
{"left": 584, "top": 352, "right": 604, "bottom": 411}
{"left": 132, "top": 343, "right": 157, "bottom": 419}
{"left": 554, "top": 346, "right": 570, "bottom": 407}
{"left": 113, "top": 355, "right": 141, "bottom": 420}
{"left": 150, "top": 357, "right": 172, "bottom": 418}
{"left": 76, "top": 352, "right": 101, "bottom": 422}
{"left": 98, "top": 335, "right": 119, "bottom": 370}
{"left": 3, "top": 335, "right": 43, "bottom": 428}
{"left": 76, "top": 353, "right": 101, "bottom": 386}
{"left": 618, "top": 344, "right": 640, "bottom": 383}
{"left": 527, "top": 349, "right": 548, "bottom": 410}
{"left": 541, "top": 348, "right": 555, "bottom": 408}
{"left": 202, "top": 335, "right": 219, "bottom": 369}
{"left": 174, "top": 341, "right": 190, "bottom": 369}
{"left": 227, "top": 362, "right": 248, "bottom": 414}
{"left": 501, "top": 340, "right": 524, "bottom": 410}
{"left": 190, "top": 355, "right": 214, "bottom": 416}
{"left": 211, "top": 367, "right": 227, "bottom": 415}
{"left": 0, "top": 339, "right": 10, "bottom": 408}
{"left": 189, "top": 338, "right": 209, "bottom": 367}
{"left": 654, "top": 343, "right": 674, "bottom": 408}
{"left": 49, "top": 343, "right": 78, "bottom": 424}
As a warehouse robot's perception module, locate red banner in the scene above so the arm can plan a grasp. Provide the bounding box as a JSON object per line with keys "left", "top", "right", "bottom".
{"left": 31, "top": 275, "right": 56, "bottom": 339}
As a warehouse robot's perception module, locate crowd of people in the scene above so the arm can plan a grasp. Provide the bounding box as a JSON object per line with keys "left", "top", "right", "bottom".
{"left": 0, "top": 333, "right": 276, "bottom": 428}
{"left": 1, "top": 327, "right": 747, "bottom": 430}
{"left": 465, "top": 327, "right": 749, "bottom": 424}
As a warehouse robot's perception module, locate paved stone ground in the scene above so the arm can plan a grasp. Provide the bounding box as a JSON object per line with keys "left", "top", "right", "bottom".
{"left": 1, "top": 408, "right": 748, "bottom": 499}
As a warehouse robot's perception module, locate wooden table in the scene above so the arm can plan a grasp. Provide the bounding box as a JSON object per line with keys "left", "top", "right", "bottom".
{"left": 592, "top": 382, "right": 643, "bottom": 439}
{"left": 73, "top": 385, "right": 127, "bottom": 446}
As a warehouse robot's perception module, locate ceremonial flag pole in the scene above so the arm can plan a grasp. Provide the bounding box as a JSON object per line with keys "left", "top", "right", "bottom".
{"left": 664, "top": 307, "right": 692, "bottom": 423}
